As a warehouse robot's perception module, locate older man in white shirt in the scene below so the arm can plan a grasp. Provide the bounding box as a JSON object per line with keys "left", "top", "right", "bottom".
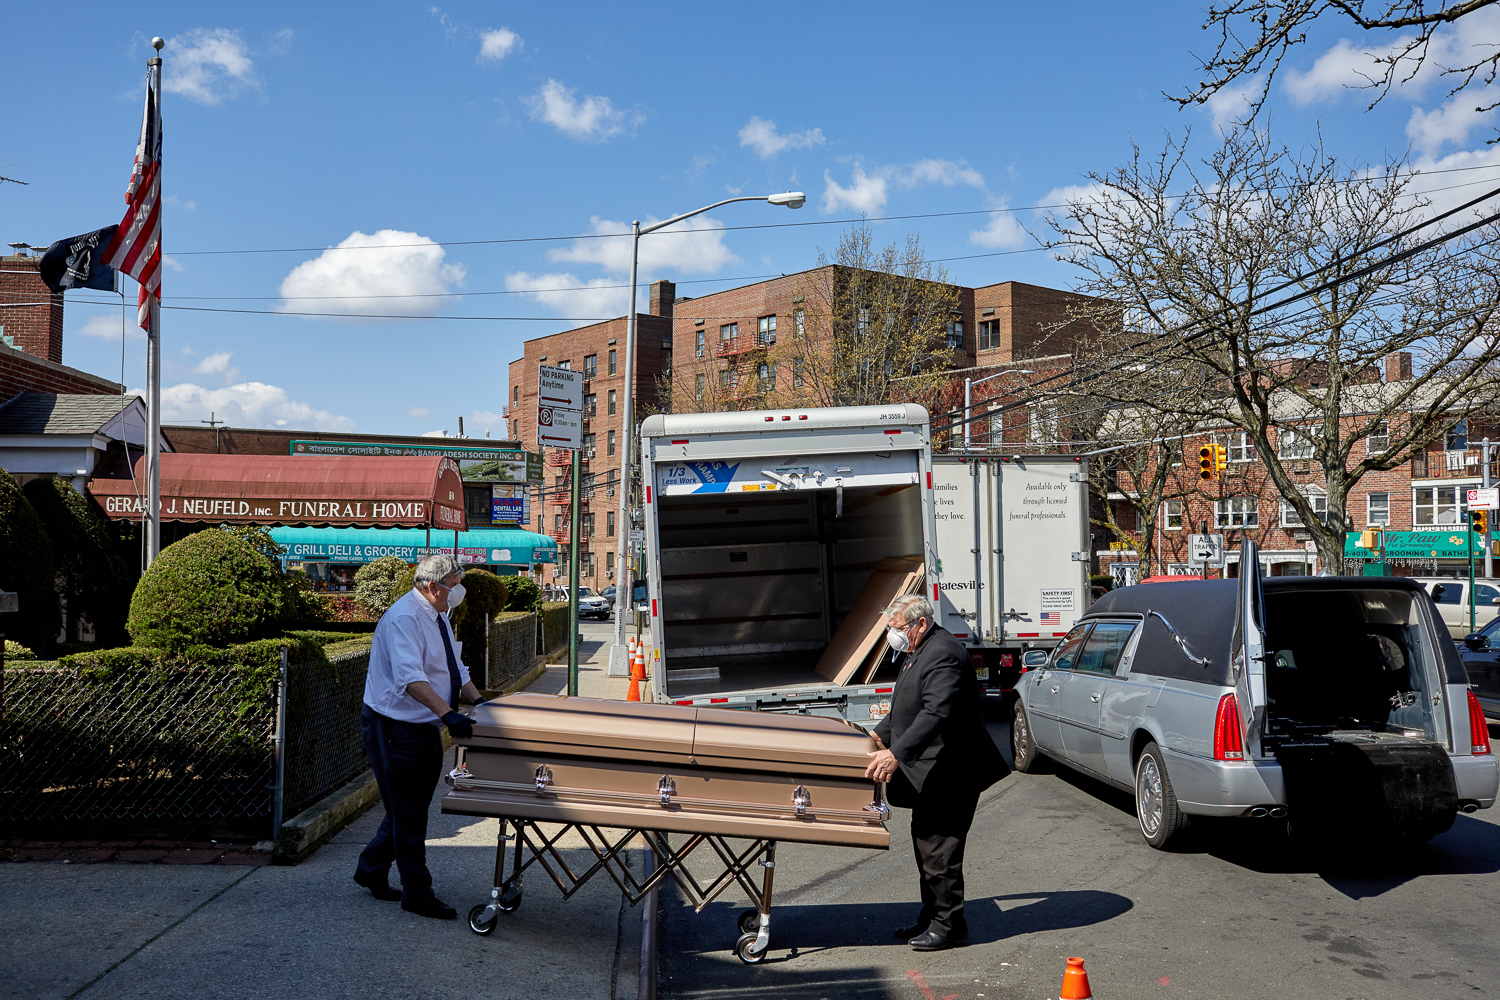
{"left": 353, "top": 554, "right": 483, "bottom": 919}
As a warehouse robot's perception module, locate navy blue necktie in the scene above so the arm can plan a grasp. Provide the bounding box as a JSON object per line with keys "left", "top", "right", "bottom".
{"left": 435, "top": 615, "right": 463, "bottom": 710}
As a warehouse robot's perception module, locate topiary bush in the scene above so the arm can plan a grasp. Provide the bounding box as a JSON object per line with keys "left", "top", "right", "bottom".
{"left": 353, "top": 555, "right": 413, "bottom": 615}
{"left": 0, "top": 469, "right": 61, "bottom": 654}
{"left": 450, "top": 568, "right": 508, "bottom": 669}
{"left": 503, "top": 574, "right": 543, "bottom": 613}
{"left": 126, "top": 530, "right": 287, "bottom": 652}
{"left": 5, "top": 638, "right": 38, "bottom": 660}
{"left": 23, "top": 476, "right": 130, "bottom": 647}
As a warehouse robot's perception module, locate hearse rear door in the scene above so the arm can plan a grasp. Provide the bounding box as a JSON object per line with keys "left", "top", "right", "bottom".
{"left": 1231, "top": 539, "right": 1267, "bottom": 758}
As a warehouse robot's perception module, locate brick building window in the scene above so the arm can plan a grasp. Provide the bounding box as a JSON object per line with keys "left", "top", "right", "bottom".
{"left": 607, "top": 430, "right": 616, "bottom": 456}
{"left": 607, "top": 389, "right": 616, "bottom": 415}
{"left": 1446, "top": 420, "right": 1468, "bottom": 452}
{"left": 758, "top": 362, "right": 775, "bottom": 386}
{"left": 695, "top": 373, "right": 706, "bottom": 402}
{"left": 1215, "top": 431, "right": 1254, "bottom": 463}
{"left": 1366, "top": 420, "right": 1389, "bottom": 454}
{"left": 1412, "top": 448, "right": 1428, "bottom": 477}
{"left": 1214, "top": 497, "right": 1258, "bottom": 528}
{"left": 1164, "top": 499, "right": 1183, "bottom": 529}
{"left": 793, "top": 359, "right": 804, "bottom": 388}
{"left": 1280, "top": 491, "right": 1327, "bottom": 527}
{"left": 583, "top": 393, "right": 596, "bottom": 416}
{"left": 608, "top": 349, "right": 617, "bottom": 375}
{"left": 978, "top": 320, "right": 1001, "bottom": 351}
{"left": 1367, "top": 492, "right": 1390, "bottom": 525}
{"left": 1278, "top": 428, "right": 1313, "bottom": 460}
{"left": 583, "top": 513, "right": 595, "bottom": 536}
{"left": 583, "top": 433, "right": 596, "bottom": 457}
{"left": 606, "top": 551, "right": 614, "bottom": 577}
{"left": 514, "top": 385, "right": 520, "bottom": 402}
{"left": 720, "top": 322, "right": 738, "bottom": 343}
{"left": 584, "top": 354, "right": 597, "bottom": 377}
{"left": 857, "top": 309, "right": 870, "bottom": 339}
{"left": 581, "top": 551, "right": 594, "bottom": 577}
{"left": 794, "top": 309, "right": 805, "bottom": 339}
{"left": 662, "top": 348, "right": 671, "bottom": 371}
{"left": 720, "top": 368, "right": 734, "bottom": 388}
{"left": 758, "top": 315, "right": 777, "bottom": 345}
{"left": 607, "top": 511, "right": 616, "bottom": 536}
{"left": 1414, "top": 485, "right": 1465, "bottom": 526}
{"left": 946, "top": 321, "right": 965, "bottom": 351}
{"left": 696, "top": 329, "right": 706, "bottom": 357}
{"left": 1027, "top": 404, "right": 1059, "bottom": 444}
{"left": 555, "top": 512, "right": 565, "bottom": 529}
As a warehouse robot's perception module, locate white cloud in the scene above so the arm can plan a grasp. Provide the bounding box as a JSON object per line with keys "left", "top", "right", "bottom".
{"left": 267, "top": 28, "right": 295, "bottom": 55}
{"left": 505, "top": 271, "right": 628, "bottom": 325}
{"left": 738, "top": 116, "right": 826, "bottom": 159}
{"left": 823, "top": 166, "right": 890, "bottom": 213}
{"left": 1204, "top": 75, "right": 1264, "bottom": 130}
{"left": 408, "top": 406, "right": 432, "bottom": 419}
{"left": 165, "top": 195, "right": 197, "bottom": 210}
{"left": 421, "top": 429, "right": 451, "bottom": 438}
{"left": 524, "top": 79, "right": 641, "bottom": 142}
{"left": 163, "top": 28, "right": 258, "bottom": 105}
{"left": 76, "top": 313, "right": 142, "bottom": 340}
{"left": 162, "top": 254, "right": 184, "bottom": 272}
{"left": 899, "top": 159, "right": 984, "bottom": 188}
{"left": 191, "top": 350, "right": 239, "bottom": 383}
{"left": 278, "top": 230, "right": 466, "bottom": 319}
{"left": 478, "top": 27, "right": 521, "bottom": 62}
{"left": 469, "top": 410, "right": 505, "bottom": 432}
{"left": 1282, "top": 38, "right": 1397, "bottom": 105}
{"left": 1407, "top": 93, "right": 1498, "bottom": 155}
{"left": 1408, "top": 143, "right": 1500, "bottom": 221}
{"left": 131, "top": 381, "right": 355, "bottom": 431}
{"left": 548, "top": 215, "right": 739, "bottom": 275}
{"left": 970, "top": 201, "right": 1029, "bottom": 248}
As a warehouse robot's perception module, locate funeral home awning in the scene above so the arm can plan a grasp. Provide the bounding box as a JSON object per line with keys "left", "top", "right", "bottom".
{"left": 86, "top": 453, "right": 468, "bottom": 529}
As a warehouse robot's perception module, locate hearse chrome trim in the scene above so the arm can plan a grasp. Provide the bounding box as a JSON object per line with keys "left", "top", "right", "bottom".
{"left": 1148, "top": 609, "right": 1211, "bottom": 667}
{"left": 449, "top": 775, "right": 883, "bottom": 823}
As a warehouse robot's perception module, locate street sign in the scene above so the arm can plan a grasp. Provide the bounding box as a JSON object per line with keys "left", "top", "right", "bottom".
{"left": 1187, "top": 532, "right": 1225, "bottom": 567}
{"left": 629, "top": 528, "right": 644, "bottom": 543}
{"left": 536, "top": 405, "right": 581, "bottom": 449}
{"left": 1468, "top": 487, "right": 1499, "bottom": 511}
{"left": 537, "top": 364, "right": 583, "bottom": 411}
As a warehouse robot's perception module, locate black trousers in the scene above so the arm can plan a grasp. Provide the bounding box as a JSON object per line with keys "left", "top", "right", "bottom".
{"left": 356, "top": 707, "right": 444, "bottom": 901}
{"left": 902, "top": 773, "right": 981, "bottom": 936}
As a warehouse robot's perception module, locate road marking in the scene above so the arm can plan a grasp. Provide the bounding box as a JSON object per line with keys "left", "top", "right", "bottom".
{"left": 906, "top": 968, "right": 959, "bottom": 1000}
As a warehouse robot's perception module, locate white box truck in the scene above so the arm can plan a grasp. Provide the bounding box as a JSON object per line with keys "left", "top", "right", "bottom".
{"left": 931, "top": 453, "right": 1092, "bottom": 700}
{"left": 637, "top": 404, "right": 938, "bottom": 724}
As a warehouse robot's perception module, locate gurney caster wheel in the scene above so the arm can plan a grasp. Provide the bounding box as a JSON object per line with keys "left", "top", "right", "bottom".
{"left": 498, "top": 885, "right": 523, "bottom": 912}
{"left": 738, "top": 909, "right": 761, "bottom": 935}
{"left": 468, "top": 905, "right": 498, "bottom": 936}
{"left": 734, "top": 932, "right": 767, "bottom": 964}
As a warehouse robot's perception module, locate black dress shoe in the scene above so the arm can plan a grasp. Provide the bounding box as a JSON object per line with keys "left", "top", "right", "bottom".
{"left": 909, "top": 929, "right": 969, "bottom": 951}
{"left": 353, "top": 870, "right": 403, "bottom": 901}
{"left": 402, "top": 895, "right": 458, "bottom": 919}
{"left": 894, "top": 922, "right": 930, "bottom": 940}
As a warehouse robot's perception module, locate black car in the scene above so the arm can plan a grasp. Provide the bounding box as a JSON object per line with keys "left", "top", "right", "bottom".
{"left": 1459, "top": 619, "right": 1500, "bottom": 719}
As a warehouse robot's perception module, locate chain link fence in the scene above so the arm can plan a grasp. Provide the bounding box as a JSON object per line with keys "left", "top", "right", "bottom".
{"left": 281, "top": 650, "right": 372, "bottom": 819}
{"left": 485, "top": 613, "right": 537, "bottom": 692}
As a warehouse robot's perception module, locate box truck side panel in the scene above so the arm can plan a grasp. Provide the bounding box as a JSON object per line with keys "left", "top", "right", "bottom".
{"left": 932, "top": 459, "right": 981, "bottom": 639}
{"left": 1001, "top": 459, "right": 1090, "bottom": 639}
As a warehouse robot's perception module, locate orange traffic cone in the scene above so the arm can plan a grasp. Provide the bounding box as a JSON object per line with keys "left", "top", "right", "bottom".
{"left": 632, "top": 649, "right": 646, "bottom": 680}
{"left": 1060, "top": 957, "right": 1092, "bottom": 1000}
{"left": 627, "top": 675, "right": 641, "bottom": 701}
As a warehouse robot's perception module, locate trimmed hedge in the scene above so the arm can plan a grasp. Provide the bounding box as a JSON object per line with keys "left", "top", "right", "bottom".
{"left": 504, "top": 574, "right": 543, "bottom": 613}
{"left": 0, "top": 470, "right": 60, "bottom": 654}
{"left": 127, "top": 531, "right": 287, "bottom": 652}
{"left": 23, "top": 476, "right": 130, "bottom": 647}
{"left": 451, "top": 569, "right": 508, "bottom": 670}
{"left": 4, "top": 639, "right": 38, "bottom": 661}
{"left": 352, "top": 556, "right": 411, "bottom": 616}
{"left": 539, "top": 601, "right": 571, "bottom": 653}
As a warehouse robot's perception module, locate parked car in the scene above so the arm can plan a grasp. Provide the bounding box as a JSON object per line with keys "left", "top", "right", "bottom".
{"left": 1411, "top": 577, "right": 1500, "bottom": 639}
{"left": 1011, "top": 543, "right": 1497, "bottom": 850}
{"left": 571, "top": 587, "right": 611, "bottom": 619}
{"left": 1458, "top": 618, "right": 1500, "bottom": 720}
{"left": 600, "top": 585, "right": 617, "bottom": 609}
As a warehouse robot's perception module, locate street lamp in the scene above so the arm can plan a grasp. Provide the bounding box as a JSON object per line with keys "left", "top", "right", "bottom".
{"left": 963, "top": 369, "right": 1034, "bottom": 450}
{"left": 611, "top": 192, "right": 806, "bottom": 668}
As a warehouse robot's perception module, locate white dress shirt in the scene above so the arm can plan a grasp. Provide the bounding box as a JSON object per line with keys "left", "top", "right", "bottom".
{"left": 363, "top": 587, "right": 471, "bottom": 724}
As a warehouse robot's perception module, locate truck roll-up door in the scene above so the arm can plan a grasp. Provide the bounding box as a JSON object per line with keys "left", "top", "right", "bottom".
{"left": 653, "top": 451, "right": 919, "bottom": 496}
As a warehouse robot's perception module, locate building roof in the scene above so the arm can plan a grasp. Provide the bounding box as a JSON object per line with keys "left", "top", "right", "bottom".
{"left": 0, "top": 392, "right": 138, "bottom": 435}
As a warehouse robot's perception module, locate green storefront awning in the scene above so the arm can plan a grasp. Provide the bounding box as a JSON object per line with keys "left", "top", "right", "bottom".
{"left": 1344, "top": 530, "right": 1494, "bottom": 560}
{"left": 268, "top": 526, "right": 557, "bottom": 565}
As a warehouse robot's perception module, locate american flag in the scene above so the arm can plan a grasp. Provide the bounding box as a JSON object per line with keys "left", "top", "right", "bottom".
{"left": 1039, "top": 611, "right": 1060, "bottom": 625}
{"left": 104, "top": 64, "right": 162, "bottom": 330}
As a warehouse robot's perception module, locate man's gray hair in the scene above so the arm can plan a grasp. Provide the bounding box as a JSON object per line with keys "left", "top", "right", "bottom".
{"left": 414, "top": 554, "right": 462, "bottom": 587}
{"left": 885, "top": 594, "right": 935, "bottom": 625}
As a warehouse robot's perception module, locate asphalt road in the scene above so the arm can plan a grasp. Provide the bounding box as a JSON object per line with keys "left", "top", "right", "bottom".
{"left": 659, "top": 712, "right": 1500, "bottom": 1000}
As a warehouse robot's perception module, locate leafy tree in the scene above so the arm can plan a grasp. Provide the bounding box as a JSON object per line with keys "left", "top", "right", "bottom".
{"left": 23, "top": 477, "right": 130, "bottom": 646}
{"left": 449, "top": 568, "right": 508, "bottom": 670}
{"left": 503, "top": 574, "right": 543, "bottom": 613}
{"left": 0, "top": 470, "right": 60, "bottom": 654}
{"left": 127, "top": 530, "right": 287, "bottom": 651}
{"left": 353, "top": 555, "right": 414, "bottom": 615}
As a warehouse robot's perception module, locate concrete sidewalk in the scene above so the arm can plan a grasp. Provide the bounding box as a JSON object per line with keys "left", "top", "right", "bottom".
{"left": 0, "top": 621, "right": 647, "bottom": 1000}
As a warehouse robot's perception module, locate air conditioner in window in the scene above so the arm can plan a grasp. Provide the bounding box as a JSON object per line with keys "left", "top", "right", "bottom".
{"left": 1292, "top": 460, "right": 1310, "bottom": 474}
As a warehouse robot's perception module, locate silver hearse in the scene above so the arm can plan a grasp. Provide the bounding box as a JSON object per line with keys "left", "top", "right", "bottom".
{"left": 1011, "top": 543, "right": 1498, "bottom": 849}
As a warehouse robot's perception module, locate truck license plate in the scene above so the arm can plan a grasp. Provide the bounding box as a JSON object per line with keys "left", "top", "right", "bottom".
{"left": 975, "top": 667, "right": 990, "bottom": 681}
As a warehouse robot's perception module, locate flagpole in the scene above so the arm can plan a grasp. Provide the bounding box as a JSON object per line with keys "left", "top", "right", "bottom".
{"left": 146, "top": 37, "right": 163, "bottom": 565}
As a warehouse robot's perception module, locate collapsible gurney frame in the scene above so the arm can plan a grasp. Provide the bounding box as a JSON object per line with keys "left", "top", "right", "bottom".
{"left": 465, "top": 816, "right": 780, "bottom": 964}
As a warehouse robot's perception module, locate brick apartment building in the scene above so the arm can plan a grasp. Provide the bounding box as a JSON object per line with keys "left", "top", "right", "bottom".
{"left": 506, "top": 266, "right": 1101, "bottom": 588}
{"left": 1, "top": 253, "right": 122, "bottom": 398}
{"left": 1091, "top": 351, "right": 1499, "bottom": 582}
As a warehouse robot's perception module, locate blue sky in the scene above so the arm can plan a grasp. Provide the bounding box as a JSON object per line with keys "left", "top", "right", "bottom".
{"left": 4, "top": 2, "right": 1497, "bottom": 438}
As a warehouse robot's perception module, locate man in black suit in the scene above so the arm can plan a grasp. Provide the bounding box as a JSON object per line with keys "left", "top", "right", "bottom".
{"left": 867, "top": 594, "right": 1008, "bottom": 951}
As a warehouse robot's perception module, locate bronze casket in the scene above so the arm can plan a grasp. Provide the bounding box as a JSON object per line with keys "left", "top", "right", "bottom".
{"left": 442, "top": 694, "right": 890, "bottom": 849}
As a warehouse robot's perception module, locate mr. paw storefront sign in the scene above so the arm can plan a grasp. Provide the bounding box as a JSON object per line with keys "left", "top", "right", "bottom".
{"left": 88, "top": 454, "right": 467, "bottom": 530}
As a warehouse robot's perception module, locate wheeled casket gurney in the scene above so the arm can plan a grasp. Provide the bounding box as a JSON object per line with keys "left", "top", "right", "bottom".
{"left": 442, "top": 694, "right": 890, "bottom": 962}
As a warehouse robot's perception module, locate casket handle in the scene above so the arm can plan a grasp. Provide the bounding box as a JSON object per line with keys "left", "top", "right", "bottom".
{"left": 658, "top": 775, "right": 676, "bottom": 806}
{"left": 792, "top": 785, "right": 811, "bottom": 818}
{"left": 865, "top": 784, "right": 890, "bottom": 821}
{"left": 445, "top": 764, "right": 472, "bottom": 789}
{"left": 534, "top": 764, "right": 553, "bottom": 795}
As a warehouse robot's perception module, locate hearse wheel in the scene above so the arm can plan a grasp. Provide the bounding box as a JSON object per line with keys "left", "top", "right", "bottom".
{"left": 1011, "top": 702, "right": 1046, "bottom": 774}
{"left": 734, "top": 931, "right": 767, "bottom": 964}
{"left": 1135, "top": 741, "right": 1190, "bottom": 850}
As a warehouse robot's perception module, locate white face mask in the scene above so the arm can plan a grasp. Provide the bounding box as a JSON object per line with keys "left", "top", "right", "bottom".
{"left": 441, "top": 582, "right": 466, "bottom": 609}
{"left": 887, "top": 625, "right": 911, "bottom": 652}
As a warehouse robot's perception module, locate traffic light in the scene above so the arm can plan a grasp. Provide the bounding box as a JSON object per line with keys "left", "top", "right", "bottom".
{"left": 1360, "top": 528, "right": 1381, "bottom": 550}
{"left": 1471, "top": 509, "right": 1487, "bottom": 536}
{"left": 1215, "top": 444, "right": 1227, "bottom": 475}
{"left": 1199, "top": 445, "right": 1215, "bottom": 481}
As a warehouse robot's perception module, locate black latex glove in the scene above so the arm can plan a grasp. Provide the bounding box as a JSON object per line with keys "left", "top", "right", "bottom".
{"left": 441, "top": 711, "right": 474, "bottom": 739}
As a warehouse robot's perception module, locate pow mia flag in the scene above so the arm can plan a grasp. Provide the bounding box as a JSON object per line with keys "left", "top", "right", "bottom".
{"left": 39, "top": 226, "right": 119, "bottom": 292}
